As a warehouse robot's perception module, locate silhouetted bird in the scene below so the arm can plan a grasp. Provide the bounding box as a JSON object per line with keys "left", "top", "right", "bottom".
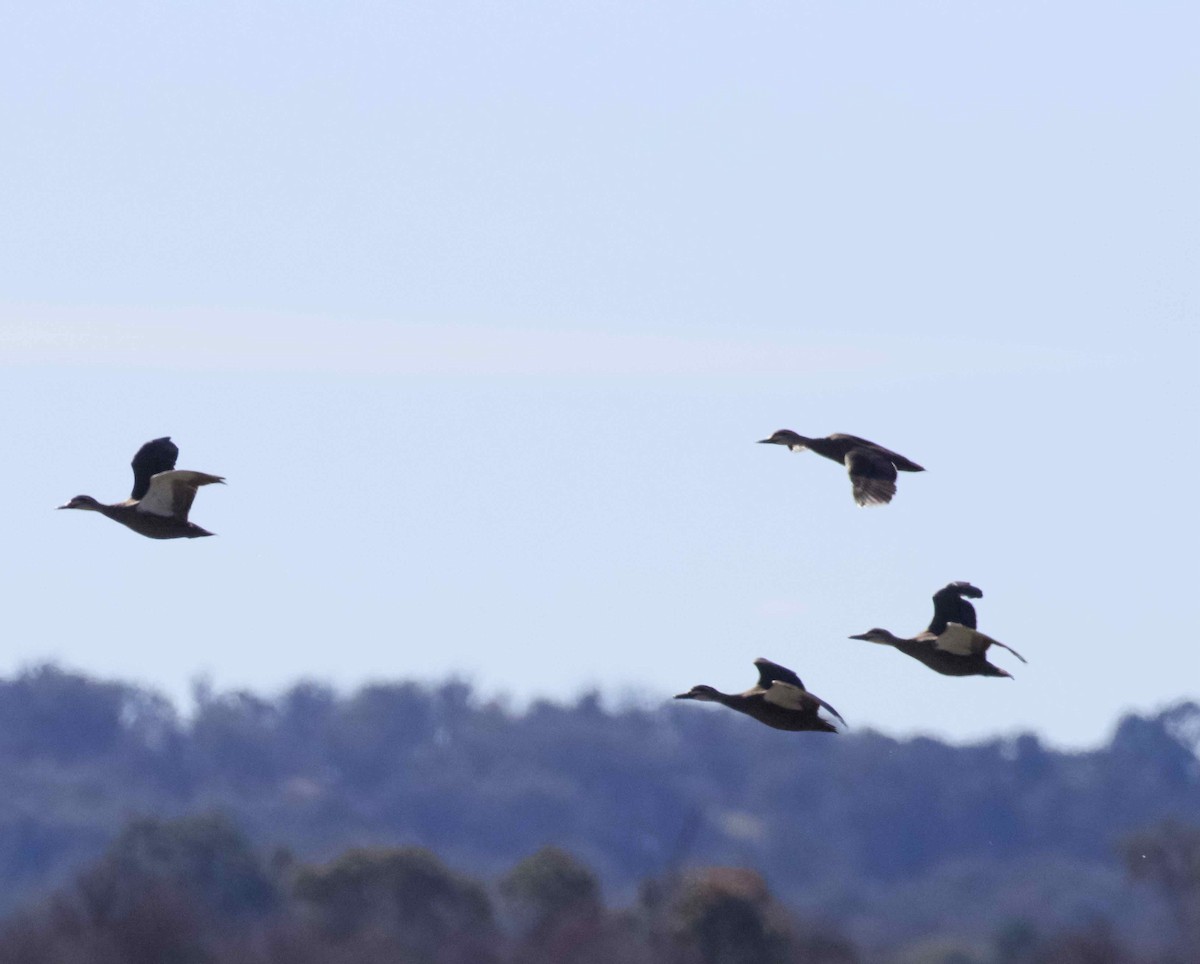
{"left": 59, "top": 437, "right": 224, "bottom": 539}
{"left": 675, "top": 657, "right": 845, "bottom": 732}
{"left": 927, "top": 581, "right": 984, "bottom": 636}
{"left": 849, "top": 622, "right": 1026, "bottom": 679}
{"left": 757, "top": 430, "right": 924, "bottom": 506}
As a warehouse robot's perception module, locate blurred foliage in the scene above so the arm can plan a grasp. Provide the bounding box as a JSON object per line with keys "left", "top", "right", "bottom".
{"left": 669, "top": 868, "right": 808, "bottom": 964}
{"left": 1120, "top": 818, "right": 1200, "bottom": 956}
{"left": 293, "top": 845, "right": 493, "bottom": 954}
{"left": 500, "top": 846, "right": 600, "bottom": 932}
{"left": 0, "top": 665, "right": 1194, "bottom": 954}
{"left": 0, "top": 812, "right": 1174, "bottom": 963}
{"left": 92, "top": 813, "right": 278, "bottom": 920}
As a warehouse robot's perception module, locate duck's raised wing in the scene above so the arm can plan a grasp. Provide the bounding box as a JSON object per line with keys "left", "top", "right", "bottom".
{"left": 753, "top": 658, "right": 806, "bottom": 691}
{"left": 130, "top": 437, "right": 179, "bottom": 500}
{"left": 135, "top": 470, "right": 224, "bottom": 519}
{"left": 928, "top": 582, "right": 983, "bottom": 634}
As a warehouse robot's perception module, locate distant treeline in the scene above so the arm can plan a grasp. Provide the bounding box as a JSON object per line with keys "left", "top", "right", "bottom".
{"left": 2, "top": 811, "right": 1197, "bottom": 963}
{"left": 0, "top": 665, "right": 1195, "bottom": 954}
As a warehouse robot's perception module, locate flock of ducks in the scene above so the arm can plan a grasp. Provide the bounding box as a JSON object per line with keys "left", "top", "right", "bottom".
{"left": 59, "top": 432, "right": 1025, "bottom": 734}
{"left": 676, "top": 431, "right": 1026, "bottom": 733}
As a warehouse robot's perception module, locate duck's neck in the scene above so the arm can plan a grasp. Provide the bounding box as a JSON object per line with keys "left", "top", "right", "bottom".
{"left": 804, "top": 436, "right": 847, "bottom": 461}
{"left": 712, "top": 691, "right": 746, "bottom": 711}
{"left": 96, "top": 502, "right": 131, "bottom": 522}
{"left": 885, "top": 631, "right": 922, "bottom": 653}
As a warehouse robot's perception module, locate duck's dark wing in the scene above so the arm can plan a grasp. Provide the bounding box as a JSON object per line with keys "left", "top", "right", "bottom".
{"left": 753, "top": 658, "right": 806, "bottom": 691}
{"left": 928, "top": 582, "right": 983, "bottom": 634}
{"left": 130, "top": 437, "right": 179, "bottom": 500}
{"left": 844, "top": 448, "right": 898, "bottom": 506}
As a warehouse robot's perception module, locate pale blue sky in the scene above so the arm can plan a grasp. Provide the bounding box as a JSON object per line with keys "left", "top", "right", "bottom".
{"left": 0, "top": 1, "right": 1194, "bottom": 746}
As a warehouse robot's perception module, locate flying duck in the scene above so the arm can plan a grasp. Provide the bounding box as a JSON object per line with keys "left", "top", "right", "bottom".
{"left": 757, "top": 430, "right": 924, "bottom": 506}
{"left": 59, "top": 437, "right": 224, "bottom": 540}
{"left": 849, "top": 583, "right": 1026, "bottom": 678}
{"left": 674, "top": 657, "right": 845, "bottom": 732}
{"left": 848, "top": 626, "right": 1026, "bottom": 678}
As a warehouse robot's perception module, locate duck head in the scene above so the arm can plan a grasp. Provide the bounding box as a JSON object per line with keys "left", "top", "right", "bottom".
{"left": 848, "top": 628, "right": 900, "bottom": 646}
{"left": 674, "top": 685, "right": 721, "bottom": 702}
{"left": 757, "top": 429, "right": 807, "bottom": 449}
{"left": 58, "top": 495, "right": 103, "bottom": 511}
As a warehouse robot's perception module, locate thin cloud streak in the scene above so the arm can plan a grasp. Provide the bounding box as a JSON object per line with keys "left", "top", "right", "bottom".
{"left": 0, "top": 305, "right": 1102, "bottom": 378}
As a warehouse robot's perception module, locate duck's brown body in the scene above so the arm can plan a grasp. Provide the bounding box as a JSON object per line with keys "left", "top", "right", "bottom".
{"left": 790, "top": 433, "right": 925, "bottom": 473}
{"left": 695, "top": 691, "right": 840, "bottom": 732}
{"left": 79, "top": 499, "right": 217, "bottom": 539}
{"left": 881, "top": 633, "right": 1011, "bottom": 678}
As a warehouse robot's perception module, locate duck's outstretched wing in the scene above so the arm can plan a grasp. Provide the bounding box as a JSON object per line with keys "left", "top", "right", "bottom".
{"left": 130, "top": 437, "right": 179, "bottom": 500}
{"left": 844, "top": 448, "right": 898, "bottom": 506}
{"left": 762, "top": 681, "right": 847, "bottom": 727}
{"left": 136, "top": 470, "right": 225, "bottom": 520}
{"left": 926, "top": 623, "right": 1027, "bottom": 663}
{"left": 920, "top": 623, "right": 979, "bottom": 655}
{"left": 986, "top": 637, "right": 1027, "bottom": 663}
{"left": 928, "top": 582, "right": 983, "bottom": 634}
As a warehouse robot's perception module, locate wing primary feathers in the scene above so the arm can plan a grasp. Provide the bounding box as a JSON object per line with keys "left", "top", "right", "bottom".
{"left": 991, "top": 640, "right": 1028, "bottom": 663}
{"left": 845, "top": 449, "right": 899, "bottom": 506}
